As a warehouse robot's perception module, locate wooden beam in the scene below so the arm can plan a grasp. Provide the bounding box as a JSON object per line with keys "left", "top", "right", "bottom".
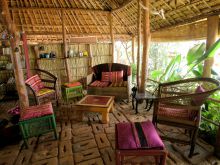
{"left": 140, "top": 0, "right": 151, "bottom": 93}
{"left": 203, "top": 15, "right": 219, "bottom": 77}
{"left": 109, "top": 12, "right": 115, "bottom": 62}
{"left": 112, "top": 0, "right": 135, "bottom": 13}
{"left": 0, "top": 0, "right": 29, "bottom": 108}
{"left": 9, "top": 7, "right": 110, "bottom": 14}
{"left": 136, "top": 0, "right": 141, "bottom": 89}
{"left": 62, "top": 10, "right": 71, "bottom": 82}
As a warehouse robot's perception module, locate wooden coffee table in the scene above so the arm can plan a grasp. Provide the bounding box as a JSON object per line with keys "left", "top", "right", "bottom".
{"left": 75, "top": 95, "right": 114, "bottom": 124}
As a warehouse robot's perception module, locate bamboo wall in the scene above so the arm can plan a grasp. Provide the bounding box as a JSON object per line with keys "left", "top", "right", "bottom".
{"left": 29, "top": 43, "right": 112, "bottom": 99}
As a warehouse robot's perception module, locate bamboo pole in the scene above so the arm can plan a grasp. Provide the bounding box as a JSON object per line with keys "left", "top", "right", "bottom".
{"left": 136, "top": 0, "right": 141, "bottom": 89}
{"left": 132, "top": 35, "right": 135, "bottom": 63}
{"left": 202, "top": 15, "right": 219, "bottom": 78}
{"left": 109, "top": 12, "right": 115, "bottom": 63}
{"left": 0, "top": 0, "right": 29, "bottom": 108}
{"left": 62, "top": 10, "right": 71, "bottom": 82}
{"left": 140, "top": 0, "right": 151, "bottom": 93}
{"left": 9, "top": 7, "right": 109, "bottom": 14}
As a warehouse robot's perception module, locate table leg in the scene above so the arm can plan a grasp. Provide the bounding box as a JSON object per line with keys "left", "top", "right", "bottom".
{"left": 132, "top": 97, "right": 135, "bottom": 109}
{"left": 76, "top": 110, "right": 84, "bottom": 121}
{"left": 144, "top": 99, "right": 149, "bottom": 109}
{"left": 102, "top": 112, "right": 109, "bottom": 124}
{"left": 146, "top": 99, "right": 154, "bottom": 111}
{"left": 135, "top": 99, "right": 139, "bottom": 114}
{"left": 109, "top": 102, "right": 114, "bottom": 112}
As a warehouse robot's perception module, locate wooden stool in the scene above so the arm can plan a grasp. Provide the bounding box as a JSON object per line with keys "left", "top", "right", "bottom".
{"left": 19, "top": 102, "right": 57, "bottom": 148}
{"left": 61, "top": 82, "right": 83, "bottom": 102}
{"left": 115, "top": 121, "right": 167, "bottom": 165}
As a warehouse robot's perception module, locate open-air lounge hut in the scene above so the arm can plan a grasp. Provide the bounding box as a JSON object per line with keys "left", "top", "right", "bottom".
{"left": 0, "top": 0, "right": 220, "bottom": 164}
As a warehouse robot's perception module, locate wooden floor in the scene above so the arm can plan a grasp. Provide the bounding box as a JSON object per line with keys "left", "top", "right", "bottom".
{"left": 0, "top": 99, "right": 219, "bottom": 165}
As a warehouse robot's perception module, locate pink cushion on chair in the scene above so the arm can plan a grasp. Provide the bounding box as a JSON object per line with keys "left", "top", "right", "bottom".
{"left": 116, "top": 120, "right": 164, "bottom": 150}
{"left": 25, "top": 74, "right": 45, "bottom": 92}
{"left": 20, "top": 102, "right": 53, "bottom": 121}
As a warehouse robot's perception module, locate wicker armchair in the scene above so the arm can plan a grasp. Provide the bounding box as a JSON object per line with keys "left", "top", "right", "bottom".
{"left": 25, "top": 69, "right": 58, "bottom": 106}
{"left": 152, "top": 77, "right": 220, "bottom": 158}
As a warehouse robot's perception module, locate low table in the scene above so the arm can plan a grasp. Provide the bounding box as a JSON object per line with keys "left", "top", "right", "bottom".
{"left": 132, "top": 92, "right": 156, "bottom": 114}
{"left": 75, "top": 95, "right": 114, "bottom": 124}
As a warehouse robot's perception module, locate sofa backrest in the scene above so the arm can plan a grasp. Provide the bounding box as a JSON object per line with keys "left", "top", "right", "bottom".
{"left": 92, "top": 63, "right": 131, "bottom": 81}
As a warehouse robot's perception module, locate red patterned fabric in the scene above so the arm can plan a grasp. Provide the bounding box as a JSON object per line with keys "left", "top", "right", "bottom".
{"left": 158, "top": 106, "right": 189, "bottom": 120}
{"left": 64, "top": 82, "right": 81, "bottom": 88}
{"left": 20, "top": 102, "right": 53, "bottom": 121}
{"left": 25, "top": 74, "right": 44, "bottom": 92}
{"left": 101, "top": 72, "right": 112, "bottom": 82}
{"left": 90, "top": 80, "right": 109, "bottom": 87}
{"left": 116, "top": 121, "right": 164, "bottom": 150}
{"left": 111, "top": 70, "right": 123, "bottom": 83}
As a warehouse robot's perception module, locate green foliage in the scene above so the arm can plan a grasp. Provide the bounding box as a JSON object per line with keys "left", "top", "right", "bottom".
{"left": 149, "top": 40, "right": 220, "bottom": 144}
{"left": 131, "top": 63, "right": 137, "bottom": 83}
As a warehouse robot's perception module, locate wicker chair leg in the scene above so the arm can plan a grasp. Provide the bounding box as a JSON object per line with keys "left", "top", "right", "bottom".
{"left": 189, "top": 128, "right": 198, "bottom": 158}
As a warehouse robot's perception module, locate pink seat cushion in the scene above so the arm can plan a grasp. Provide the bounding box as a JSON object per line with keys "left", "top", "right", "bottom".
{"left": 101, "top": 72, "right": 112, "bottom": 82}
{"left": 20, "top": 102, "right": 53, "bottom": 121}
{"left": 116, "top": 120, "right": 164, "bottom": 150}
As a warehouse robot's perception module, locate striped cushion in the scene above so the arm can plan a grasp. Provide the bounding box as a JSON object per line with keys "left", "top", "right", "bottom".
{"left": 116, "top": 121, "right": 164, "bottom": 150}
{"left": 101, "top": 72, "right": 112, "bottom": 82}
{"left": 36, "top": 88, "right": 55, "bottom": 96}
{"left": 90, "top": 80, "right": 109, "bottom": 87}
{"left": 158, "top": 106, "right": 189, "bottom": 120}
{"left": 111, "top": 70, "right": 123, "bottom": 83}
{"left": 25, "top": 74, "right": 44, "bottom": 92}
{"left": 20, "top": 102, "right": 53, "bottom": 121}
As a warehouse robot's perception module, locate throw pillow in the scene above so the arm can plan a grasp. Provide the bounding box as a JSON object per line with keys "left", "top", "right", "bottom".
{"left": 111, "top": 70, "right": 123, "bottom": 82}
{"left": 25, "top": 74, "right": 44, "bottom": 92}
{"left": 101, "top": 72, "right": 112, "bottom": 82}
{"left": 191, "top": 85, "right": 206, "bottom": 106}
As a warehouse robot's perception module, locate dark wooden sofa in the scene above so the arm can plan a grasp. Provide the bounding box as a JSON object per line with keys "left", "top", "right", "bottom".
{"left": 87, "top": 63, "right": 131, "bottom": 101}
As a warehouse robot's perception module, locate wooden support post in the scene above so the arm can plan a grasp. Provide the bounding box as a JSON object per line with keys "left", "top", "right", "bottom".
{"left": 140, "top": 0, "right": 151, "bottom": 93}
{"left": 132, "top": 35, "right": 135, "bottom": 63}
{"left": 136, "top": 0, "right": 141, "bottom": 89}
{"left": 202, "top": 15, "right": 219, "bottom": 77}
{"left": 62, "top": 10, "right": 71, "bottom": 82}
{"left": 1, "top": 0, "right": 29, "bottom": 108}
{"left": 87, "top": 44, "right": 93, "bottom": 74}
{"left": 109, "top": 12, "right": 115, "bottom": 63}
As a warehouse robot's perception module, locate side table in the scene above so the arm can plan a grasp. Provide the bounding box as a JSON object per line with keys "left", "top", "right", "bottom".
{"left": 61, "top": 84, "right": 83, "bottom": 102}
{"left": 132, "top": 91, "right": 156, "bottom": 114}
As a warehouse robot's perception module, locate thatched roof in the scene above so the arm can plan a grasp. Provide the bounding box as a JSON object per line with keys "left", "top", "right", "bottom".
{"left": 1, "top": 0, "right": 220, "bottom": 43}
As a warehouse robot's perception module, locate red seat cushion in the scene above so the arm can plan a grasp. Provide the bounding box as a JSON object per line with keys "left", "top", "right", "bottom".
{"left": 20, "top": 102, "right": 53, "bottom": 121}
{"left": 90, "top": 80, "right": 109, "bottom": 87}
{"left": 158, "top": 106, "right": 189, "bottom": 120}
{"left": 116, "top": 120, "right": 164, "bottom": 150}
{"left": 64, "top": 82, "right": 81, "bottom": 88}
{"left": 25, "top": 74, "right": 44, "bottom": 92}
